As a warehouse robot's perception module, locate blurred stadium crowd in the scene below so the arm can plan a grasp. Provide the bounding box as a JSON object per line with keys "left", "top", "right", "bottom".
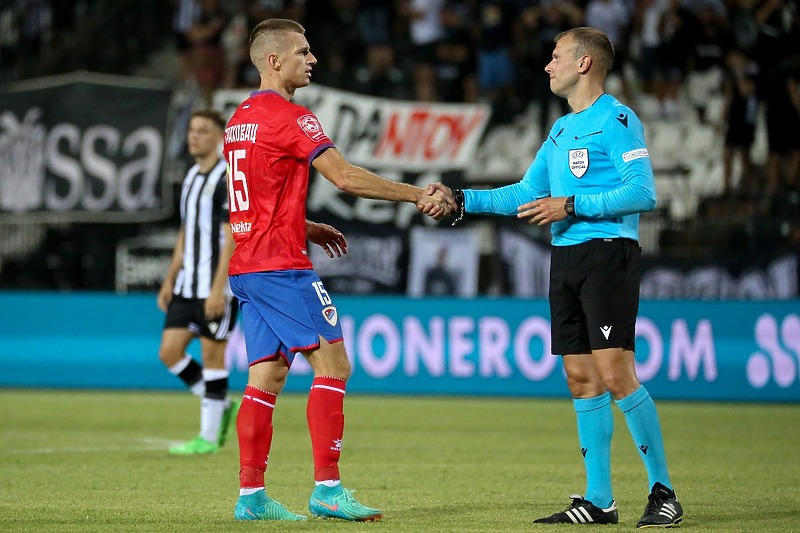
{"left": 0, "top": 0, "right": 799, "bottom": 292}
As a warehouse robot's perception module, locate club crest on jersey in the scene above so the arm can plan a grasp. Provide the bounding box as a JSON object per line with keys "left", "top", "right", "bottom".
{"left": 297, "top": 114, "right": 326, "bottom": 142}
{"left": 569, "top": 148, "right": 589, "bottom": 178}
{"left": 322, "top": 305, "right": 338, "bottom": 327}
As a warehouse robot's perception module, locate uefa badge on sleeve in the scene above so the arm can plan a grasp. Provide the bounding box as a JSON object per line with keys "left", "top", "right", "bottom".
{"left": 569, "top": 149, "right": 588, "bottom": 178}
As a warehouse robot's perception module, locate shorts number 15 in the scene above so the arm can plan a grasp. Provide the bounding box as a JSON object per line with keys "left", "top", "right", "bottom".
{"left": 227, "top": 149, "right": 250, "bottom": 212}
{"left": 312, "top": 281, "right": 332, "bottom": 305}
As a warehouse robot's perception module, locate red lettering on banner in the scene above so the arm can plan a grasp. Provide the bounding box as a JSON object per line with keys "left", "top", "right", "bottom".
{"left": 375, "top": 109, "right": 486, "bottom": 163}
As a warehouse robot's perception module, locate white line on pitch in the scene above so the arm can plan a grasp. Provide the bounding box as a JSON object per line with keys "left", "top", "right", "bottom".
{"left": 2, "top": 438, "right": 179, "bottom": 454}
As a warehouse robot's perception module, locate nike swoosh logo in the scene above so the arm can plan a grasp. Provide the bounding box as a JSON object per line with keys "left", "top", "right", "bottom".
{"left": 313, "top": 499, "right": 339, "bottom": 512}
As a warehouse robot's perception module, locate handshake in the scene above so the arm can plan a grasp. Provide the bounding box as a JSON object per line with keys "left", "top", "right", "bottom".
{"left": 415, "top": 183, "right": 460, "bottom": 222}
{"left": 415, "top": 183, "right": 572, "bottom": 226}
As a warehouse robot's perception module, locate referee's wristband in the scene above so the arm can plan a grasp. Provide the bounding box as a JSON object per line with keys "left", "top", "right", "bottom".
{"left": 451, "top": 189, "right": 465, "bottom": 226}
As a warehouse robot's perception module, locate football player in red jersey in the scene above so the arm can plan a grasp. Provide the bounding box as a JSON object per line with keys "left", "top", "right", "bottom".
{"left": 225, "top": 18, "right": 451, "bottom": 522}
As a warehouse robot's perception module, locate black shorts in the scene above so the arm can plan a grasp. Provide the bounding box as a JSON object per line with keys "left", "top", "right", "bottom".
{"left": 164, "top": 295, "right": 239, "bottom": 341}
{"left": 549, "top": 238, "right": 641, "bottom": 355}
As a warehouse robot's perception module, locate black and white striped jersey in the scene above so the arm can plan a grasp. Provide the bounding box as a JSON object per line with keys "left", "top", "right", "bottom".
{"left": 174, "top": 158, "right": 230, "bottom": 299}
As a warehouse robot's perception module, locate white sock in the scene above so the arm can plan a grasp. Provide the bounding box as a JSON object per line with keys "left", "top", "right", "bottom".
{"left": 167, "top": 355, "right": 191, "bottom": 375}
{"left": 315, "top": 480, "right": 341, "bottom": 487}
{"left": 200, "top": 397, "right": 226, "bottom": 443}
{"left": 190, "top": 381, "right": 206, "bottom": 397}
{"left": 240, "top": 487, "right": 263, "bottom": 496}
{"left": 167, "top": 355, "right": 205, "bottom": 397}
{"left": 203, "top": 368, "right": 229, "bottom": 381}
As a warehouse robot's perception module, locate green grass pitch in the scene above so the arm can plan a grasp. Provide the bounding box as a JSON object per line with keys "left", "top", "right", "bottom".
{"left": 0, "top": 389, "right": 798, "bottom": 532}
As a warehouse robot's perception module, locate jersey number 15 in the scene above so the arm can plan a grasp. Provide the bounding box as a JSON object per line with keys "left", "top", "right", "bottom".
{"left": 227, "top": 149, "right": 250, "bottom": 212}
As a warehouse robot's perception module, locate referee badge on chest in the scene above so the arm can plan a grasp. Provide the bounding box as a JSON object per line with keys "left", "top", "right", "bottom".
{"left": 569, "top": 149, "right": 589, "bottom": 178}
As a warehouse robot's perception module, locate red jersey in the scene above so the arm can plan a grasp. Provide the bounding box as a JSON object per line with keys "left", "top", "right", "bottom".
{"left": 223, "top": 90, "right": 334, "bottom": 275}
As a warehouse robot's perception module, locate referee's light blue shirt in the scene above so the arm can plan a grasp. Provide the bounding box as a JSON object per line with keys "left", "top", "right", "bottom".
{"left": 463, "top": 93, "right": 657, "bottom": 246}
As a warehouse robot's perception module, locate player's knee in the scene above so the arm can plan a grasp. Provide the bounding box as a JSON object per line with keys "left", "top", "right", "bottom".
{"left": 157, "top": 347, "right": 183, "bottom": 367}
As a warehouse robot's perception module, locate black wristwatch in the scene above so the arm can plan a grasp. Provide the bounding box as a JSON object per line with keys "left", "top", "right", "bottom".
{"left": 564, "top": 195, "right": 576, "bottom": 216}
{"left": 451, "top": 189, "right": 465, "bottom": 226}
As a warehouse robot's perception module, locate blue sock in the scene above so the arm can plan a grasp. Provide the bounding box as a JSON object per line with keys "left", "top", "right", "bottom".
{"left": 616, "top": 385, "right": 672, "bottom": 491}
{"left": 574, "top": 392, "right": 614, "bottom": 509}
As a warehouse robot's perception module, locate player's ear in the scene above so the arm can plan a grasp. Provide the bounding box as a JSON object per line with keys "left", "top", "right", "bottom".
{"left": 267, "top": 53, "right": 281, "bottom": 70}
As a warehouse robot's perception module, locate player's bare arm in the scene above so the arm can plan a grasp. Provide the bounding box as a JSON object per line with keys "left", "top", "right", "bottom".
{"left": 306, "top": 220, "right": 347, "bottom": 258}
{"left": 517, "top": 196, "right": 570, "bottom": 226}
{"left": 311, "top": 147, "right": 451, "bottom": 219}
{"left": 157, "top": 226, "right": 186, "bottom": 312}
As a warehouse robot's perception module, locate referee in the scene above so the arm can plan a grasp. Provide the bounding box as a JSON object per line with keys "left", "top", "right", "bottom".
{"left": 427, "top": 27, "right": 683, "bottom": 528}
{"left": 157, "top": 109, "right": 238, "bottom": 455}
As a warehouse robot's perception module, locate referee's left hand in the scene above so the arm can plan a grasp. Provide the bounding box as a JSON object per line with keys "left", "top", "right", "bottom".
{"left": 517, "top": 196, "right": 569, "bottom": 226}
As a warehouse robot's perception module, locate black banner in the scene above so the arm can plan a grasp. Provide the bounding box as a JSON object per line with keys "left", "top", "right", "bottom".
{"left": 497, "top": 225, "right": 800, "bottom": 300}
{"left": 0, "top": 73, "right": 172, "bottom": 222}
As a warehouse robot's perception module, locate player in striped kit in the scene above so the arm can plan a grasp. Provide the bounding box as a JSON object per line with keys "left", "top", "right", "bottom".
{"left": 157, "top": 109, "right": 239, "bottom": 455}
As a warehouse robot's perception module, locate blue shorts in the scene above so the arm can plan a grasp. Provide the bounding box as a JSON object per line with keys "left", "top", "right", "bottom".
{"left": 229, "top": 270, "right": 343, "bottom": 366}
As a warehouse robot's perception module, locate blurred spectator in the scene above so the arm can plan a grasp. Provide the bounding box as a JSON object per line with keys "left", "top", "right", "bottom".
{"left": 14, "top": 0, "right": 50, "bottom": 79}
{"left": 728, "top": 0, "right": 760, "bottom": 53}
{"left": 222, "top": 0, "right": 286, "bottom": 88}
{"left": 584, "top": 0, "right": 634, "bottom": 103}
{"left": 356, "top": 0, "right": 396, "bottom": 49}
{"left": 306, "top": 0, "right": 364, "bottom": 89}
{"left": 282, "top": 0, "right": 306, "bottom": 24}
{"left": 49, "top": 0, "right": 74, "bottom": 47}
{"left": 648, "top": 0, "right": 695, "bottom": 118}
{"left": 436, "top": 0, "right": 478, "bottom": 102}
{"left": 763, "top": 55, "right": 800, "bottom": 195}
{"left": 721, "top": 48, "right": 759, "bottom": 195}
{"left": 172, "top": 0, "right": 202, "bottom": 81}
{"left": 474, "top": 0, "right": 520, "bottom": 122}
{"left": 0, "top": 1, "right": 17, "bottom": 81}
{"left": 516, "top": 0, "right": 581, "bottom": 133}
{"left": 349, "top": 44, "right": 412, "bottom": 99}
{"left": 348, "top": 0, "right": 412, "bottom": 99}
{"left": 634, "top": 0, "right": 682, "bottom": 117}
{"left": 186, "top": 0, "right": 228, "bottom": 104}
{"left": 684, "top": 1, "right": 735, "bottom": 122}
{"left": 400, "top": 0, "right": 447, "bottom": 102}
{"left": 753, "top": 0, "right": 797, "bottom": 74}
{"left": 758, "top": 0, "right": 800, "bottom": 194}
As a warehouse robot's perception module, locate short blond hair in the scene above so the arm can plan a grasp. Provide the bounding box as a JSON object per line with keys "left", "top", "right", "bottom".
{"left": 249, "top": 18, "right": 306, "bottom": 69}
{"left": 556, "top": 27, "right": 615, "bottom": 75}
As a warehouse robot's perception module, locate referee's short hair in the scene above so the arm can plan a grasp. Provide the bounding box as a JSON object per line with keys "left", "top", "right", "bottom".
{"left": 556, "top": 27, "right": 615, "bottom": 75}
{"left": 190, "top": 108, "right": 226, "bottom": 131}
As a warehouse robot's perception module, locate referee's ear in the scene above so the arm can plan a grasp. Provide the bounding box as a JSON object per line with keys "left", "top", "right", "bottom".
{"left": 578, "top": 55, "right": 592, "bottom": 75}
